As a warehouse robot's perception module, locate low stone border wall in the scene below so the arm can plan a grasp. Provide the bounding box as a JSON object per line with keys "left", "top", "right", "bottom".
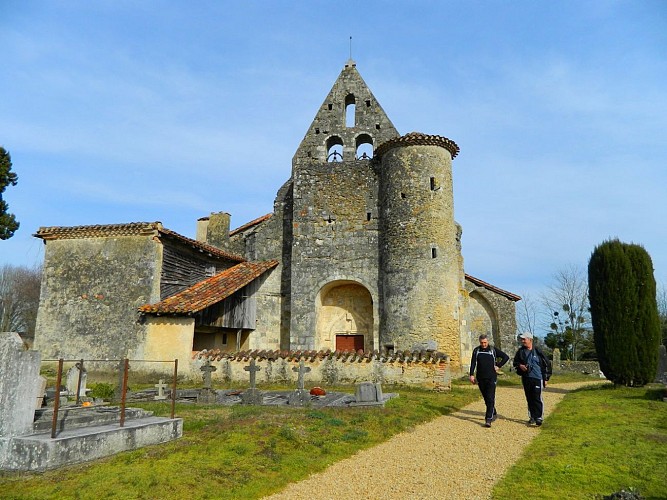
{"left": 189, "top": 350, "right": 451, "bottom": 390}
{"left": 555, "top": 360, "right": 602, "bottom": 376}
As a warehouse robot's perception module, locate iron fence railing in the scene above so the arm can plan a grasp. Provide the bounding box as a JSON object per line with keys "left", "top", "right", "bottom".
{"left": 42, "top": 358, "right": 178, "bottom": 439}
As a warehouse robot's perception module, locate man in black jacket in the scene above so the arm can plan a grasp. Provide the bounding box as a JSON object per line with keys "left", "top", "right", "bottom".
{"left": 469, "top": 334, "right": 510, "bottom": 427}
{"left": 513, "top": 332, "right": 552, "bottom": 426}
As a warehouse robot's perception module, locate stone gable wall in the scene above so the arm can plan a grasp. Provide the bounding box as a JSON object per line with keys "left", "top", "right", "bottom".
{"left": 34, "top": 236, "right": 161, "bottom": 361}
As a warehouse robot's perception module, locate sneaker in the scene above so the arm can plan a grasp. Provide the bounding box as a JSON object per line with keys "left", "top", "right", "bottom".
{"left": 485, "top": 419, "right": 492, "bottom": 427}
{"left": 492, "top": 413, "right": 498, "bottom": 422}
{"left": 535, "top": 419, "right": 543, "bottom": 426}
{"left": 528, "top": 418, "right": 535, "bottom": 425}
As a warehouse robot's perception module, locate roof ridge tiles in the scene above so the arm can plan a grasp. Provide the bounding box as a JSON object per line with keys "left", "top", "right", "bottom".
{"left": 194, "top": 348, "right": 449, "bottom": 364}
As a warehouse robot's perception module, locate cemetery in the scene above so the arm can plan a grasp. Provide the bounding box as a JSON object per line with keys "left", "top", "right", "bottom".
{"left": 1, "top": 332, "right": 405, "bottom": 473}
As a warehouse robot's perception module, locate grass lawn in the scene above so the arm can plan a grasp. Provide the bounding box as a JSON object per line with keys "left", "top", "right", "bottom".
{"left": 2, "top": 376, "right": 664, "bottom": 499}
{"left": 493, "top": 382, "right": 667, "bottom": 500}
{"left": 0, "top": 385, "right": 479, "bottom": 499}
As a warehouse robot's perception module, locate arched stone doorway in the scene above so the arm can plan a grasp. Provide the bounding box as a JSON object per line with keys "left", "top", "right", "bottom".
{"left": 461, "top": 291, "right": 499, "bottom": 369}
{"left": 316, "top": 281, "right": 373, "bottom": 352}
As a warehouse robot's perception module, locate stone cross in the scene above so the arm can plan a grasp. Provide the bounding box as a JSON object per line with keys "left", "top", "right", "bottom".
{"left": 154, "top": 379, "right": 168, "bottom": 400}
{"left": 244, "top": 359, "right": 261, "bottom": 389}
{"left": 200, "top": 360, "right": 217, "bottom": 390}
{"left": 292, "top": 360, "right": 311, "bottom": 391}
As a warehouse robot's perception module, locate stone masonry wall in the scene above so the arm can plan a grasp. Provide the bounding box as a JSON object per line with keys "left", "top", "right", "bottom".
{"left": 34, "top": 236, "right": 161, "bottom": 361}
{"left": 462, "top": 281, "right": 517, "bottom": 356}
{"left": 289, "top": 160, "right": 380, "bottom": 350}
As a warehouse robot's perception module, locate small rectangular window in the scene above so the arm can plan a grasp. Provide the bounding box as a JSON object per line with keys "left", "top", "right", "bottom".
{"left": 430, "top": 177, "right": 436, "bottom": 190}
{"left": 222, "top": 333, "right": 228, "bottom": 345}
{"left": 366, "top": 212, "right": 372, "bottom": 221}
{"left": 328, "top": 103, "right": 333, "bottom": 110}
{"left": 365, "top": 99, "right": 371, "bottom": 107}
{"left": 431, "top": 247, "right": 437, "bottom": 258}
{"left": 401, "top": 192, "right": 406, "bottom": 199}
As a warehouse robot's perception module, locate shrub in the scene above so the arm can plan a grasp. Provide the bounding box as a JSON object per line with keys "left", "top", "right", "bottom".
{"left": 89, "top": 382, "right": 115, "bottom": 400}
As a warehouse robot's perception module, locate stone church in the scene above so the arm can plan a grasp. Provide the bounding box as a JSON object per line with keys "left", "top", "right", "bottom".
{"left": 34, "top": 60, "right": 519, "bottom": 374}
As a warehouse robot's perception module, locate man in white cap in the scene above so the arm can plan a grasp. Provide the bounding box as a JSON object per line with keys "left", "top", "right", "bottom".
{"left": 513, "top": 332, "right": 551, "bottom": 425}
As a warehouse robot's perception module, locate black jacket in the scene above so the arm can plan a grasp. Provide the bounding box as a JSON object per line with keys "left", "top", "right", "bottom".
{"left": 469, "top": 346, "right": 509, "bottom": 380}
{"left": 513, "top": 346, "right": 552, "bottom": 381}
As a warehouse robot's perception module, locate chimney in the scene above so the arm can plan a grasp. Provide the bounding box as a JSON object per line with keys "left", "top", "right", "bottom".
{"left": 205, "top": 212, "right": 231, "bottom": 249}
{"left": 196, "top": 217, "right": 209, "bottom": 243}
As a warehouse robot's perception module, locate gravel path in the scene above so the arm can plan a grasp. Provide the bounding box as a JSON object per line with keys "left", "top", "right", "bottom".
{"left": 265, "top": 382, "right": 598, "bottom": 500}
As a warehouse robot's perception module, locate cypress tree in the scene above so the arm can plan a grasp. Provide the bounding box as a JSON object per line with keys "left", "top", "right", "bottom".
{"left": 627, "top": 244, "right": 661, "bottom": 384}
{"left": 588, "top": 239, "right": 660, "bottom": 386}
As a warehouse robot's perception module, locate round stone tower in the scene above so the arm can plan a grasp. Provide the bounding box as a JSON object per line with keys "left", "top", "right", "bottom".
{"left": 376, "top": 132, "right": 463, "bottom": 363}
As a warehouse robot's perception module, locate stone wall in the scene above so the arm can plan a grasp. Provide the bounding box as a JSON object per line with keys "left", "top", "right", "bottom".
{"left": 34, "top": 236, "right": 160, "bottom": 360}
{"left": 462, "top": 280, "right": 517, "bottom": 357}
{"left": 191, "top": 350, "right": 451, "bottom": 390}
{"left": 555, "top": 360, "right": 602, "bottom": 376}
{"left": 289, "top": 160, "right": 380, "bottom": 350}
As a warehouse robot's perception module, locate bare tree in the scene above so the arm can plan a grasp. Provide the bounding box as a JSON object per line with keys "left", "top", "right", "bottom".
{"left": 0, "top": 264, "right": 42, "bottom": 345}
{"left": 541, "top": 264, "right": 592, "bottom": 360}
{"left": 516, "top": 292, "right": 538, "bottom": 338}
{"left": 658, "top": 282, "right": 667, "bottom": 347}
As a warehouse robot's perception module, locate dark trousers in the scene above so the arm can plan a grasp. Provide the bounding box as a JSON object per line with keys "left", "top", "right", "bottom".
{"left": 477, "top": 378, "right": 498, "bottom": 420}
{"left": 521, "top": 376, "right": 544, "bottom": 420}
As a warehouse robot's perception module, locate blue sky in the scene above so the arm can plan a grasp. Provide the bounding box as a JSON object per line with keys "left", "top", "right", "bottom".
{"left": 1, "top": 1, "right": 666, "bottom": 306}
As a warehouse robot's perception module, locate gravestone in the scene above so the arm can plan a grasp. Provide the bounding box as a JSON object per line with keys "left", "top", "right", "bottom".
{"left": 241, "top": 359, "right": 263, "bottom": 404}
{"left": 288, "top": 360, "right": 311, "bottom": 406}
{"left": 0, "top": 333, "right": 41, "bottom": 468}
{"left": 197, "top": 360, "right": 218, "bottom": 404}
{"left": 35, "top": 376, "right": 47, "bottom": 409}
{"left": 351, "top": 382, "right": 385, "bottom": 406}
{"left": 66, "top": 362, "right": 87, "bottom": 399}
{"left": 552, "top": 348, "right": 561, "bottom": 372}
{"left": 154, "top": 379, "right": 168, "bottom": 400}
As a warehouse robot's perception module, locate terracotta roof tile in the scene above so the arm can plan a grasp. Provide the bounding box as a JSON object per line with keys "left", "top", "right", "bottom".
{"left": 157, "top": 227, "right": 244, "bottom": 262}
{"left": 375, "top": 132, "right": 460, "bottom": 159}
{"left": 195, "top": 348, "right": 449, "bottom": 364}
{"left": 35, "top": 222, "right": 161, "bottom": 240}
{"left": 465, "top": 274, "right": 521, "bottom": 301}
{"left": 139, "top": 260, "right": 279, "bottom": 315}
{"left": 229, "top": 213, "right": 272, "bottom": 236}
{"left": 34, "top": 222, "right": 245, "bottom": 262}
